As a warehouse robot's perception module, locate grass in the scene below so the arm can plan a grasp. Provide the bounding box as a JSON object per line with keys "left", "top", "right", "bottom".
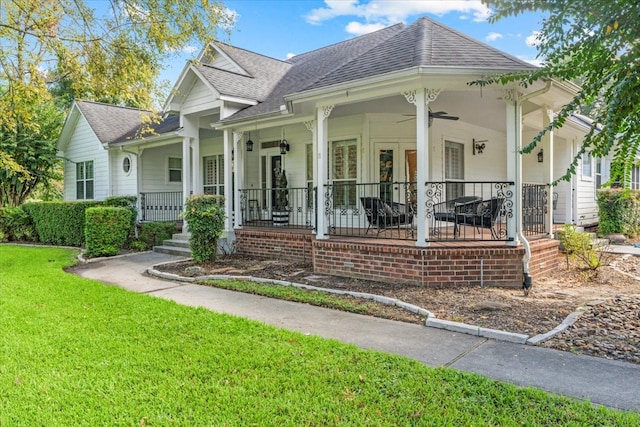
{"left": 198, "top": 278, "right": 384, "bottom": 315}
{"left": 2, "top": 245, "right": 639, "bottom": 426}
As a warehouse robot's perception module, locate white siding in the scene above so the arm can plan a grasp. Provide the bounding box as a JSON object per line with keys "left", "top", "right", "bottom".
{"left": 61, "top": 118, "right": 109, "bottom": 201}
{"left": 139, "top": 144, "right": 184, "bottom": 193}
{"left": 182, "top": 79, "right": 218, "bottom": 113}
{"left": 575, "top": 152, "right": 599, "bottom": 226}
{"left": 110, "top": 150, "right": 138, "bottom": 197}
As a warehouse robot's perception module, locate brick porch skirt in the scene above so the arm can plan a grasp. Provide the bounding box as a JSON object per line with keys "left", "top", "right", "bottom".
{"left": 235, "top": 229, "right": 559, "bottom": 288}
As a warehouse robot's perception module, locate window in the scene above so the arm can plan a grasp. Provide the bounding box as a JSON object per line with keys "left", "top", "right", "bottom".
{"left": 444, "top": 141, "right": 465, "bottom": 200}
{"left": 168, "top": 157, "right": 182, "bottom": 183}
{"left": 332, "top": 139, "right": 357, "bottom": 208}
{"left": 632, "top": 166, "right": 640, "bottom": 190}
{"left": 582, "top": 154, "right": 593, "bottom": 179}
{"left": 76, "top": 160, "right": 94, "bottom": 200}
{"left": 203, "top": 155, "right": 224, "bottom": 195}
{"left": 122, "top": 156, "right": 131, "bottom": 175}
{"left": 595, "top": 158, "right": 602, "bottom": 189}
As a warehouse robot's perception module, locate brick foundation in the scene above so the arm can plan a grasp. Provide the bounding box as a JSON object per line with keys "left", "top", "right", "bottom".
{"left": 235, "top": 229, "right": 560, "bottom": 288}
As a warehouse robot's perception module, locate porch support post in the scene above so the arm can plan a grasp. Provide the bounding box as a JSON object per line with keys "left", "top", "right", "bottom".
{"left": 181, "top": 136, "right": 191, "bottom": 231}
{"left": 504, "top": 89, "right": 520, "bottom": 245}
{"left": 542, "top": 106, "right": 554, "bottom": 237}
{"left": 405, "top": 88, "right": 439, "bottom": 247}
{"left": 304, "top": 120, "right": 316, "bottom": 232}
{"left": 191, "top": 134, "right": 200, "bottom": 194}
{"left": 233, "top": 131, "right": 244, "bottom": 228}
{"left": 223, "top": 129, "right": 233, "bottom": 234}
{"left": 316, "top": 105, "right": 333, "bottom": 239}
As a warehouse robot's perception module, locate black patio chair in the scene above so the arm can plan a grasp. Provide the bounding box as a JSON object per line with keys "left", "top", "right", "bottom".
{"left": 360, "top": 196, "right": 414, "bottom": 237}
{"left": 456, "top": 197, "right": 505, "bottom": 239}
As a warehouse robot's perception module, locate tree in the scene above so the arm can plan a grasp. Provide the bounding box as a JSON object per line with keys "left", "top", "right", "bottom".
{"left": 0, "top": 0, "right": 235, "bottom": 206}
{"left": 480, "top": 0, "right": 640, "bottom": 185}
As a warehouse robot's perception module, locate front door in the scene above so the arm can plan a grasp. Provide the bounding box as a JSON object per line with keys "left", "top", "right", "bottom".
{"left": 374, "top": 143, "right": 417, "bottom": 205}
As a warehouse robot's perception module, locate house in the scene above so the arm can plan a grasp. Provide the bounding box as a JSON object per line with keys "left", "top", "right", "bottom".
{"left": 57, "top": 16, "right": 608, "bottom": 287}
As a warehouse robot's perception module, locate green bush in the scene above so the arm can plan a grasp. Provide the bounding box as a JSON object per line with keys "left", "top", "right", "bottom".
{"left": 138, "top": 221, "right": 177, "bottom": 248}
{"left": 0, "top": 206, "right": 37, "bottom": 242}
{"left": 182, "top": 195, "right": 225, "bottom": 263}
{"left": 597, "top": 189, "right": 640, "bottom": 238}
{"left": 103, "top": 196, "right": 137, "bottom": 246}
{"left": 84, "top": 207, "right": 131, "bottom": 257}
{"left": 558, "top": 224, "right": 609, "bottom": 271}
{"left": 22, "top": 201, "right": 100, "bottom": 246}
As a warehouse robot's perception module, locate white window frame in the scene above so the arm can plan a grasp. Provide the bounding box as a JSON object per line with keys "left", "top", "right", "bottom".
{"left": 330, "top": 138, "right": 359, "bottom": 209}
{"left": 444, "top": 140, "right": 465, "bottom": 200}
{"left": 581, "top": 153, "right": 593, "bottom": 181}
{"left": 168, "top": 157, "right": 182, "bottom": 183}
{"left": 76, "top": 160, "right": 94, "bottom": 200}
{"left": 203, "top": 154, "right": 224, "bottom": 195}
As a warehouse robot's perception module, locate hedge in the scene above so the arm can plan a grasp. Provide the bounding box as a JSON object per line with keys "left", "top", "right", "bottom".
{"left": 85, "top": 207, "right": 132, "bottom": 257}
{"left": 182, "top": 195, "right": 225, "bottom": 262}
{"left": 22, "top": 201, "right": 101, "bottom": 246}
{"left": 597, "top": 189, "right": 640, "bottom": 237}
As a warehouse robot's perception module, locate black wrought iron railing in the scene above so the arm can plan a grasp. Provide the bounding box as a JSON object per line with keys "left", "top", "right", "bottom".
{"left": 324, "top": 181, "right": 417, "bottom": 240}
{"left": 239, "top": 187, "right": 314, "bottom": 229}
{"left": 425, "top": 181, "right": 514, "bottom": 241}
{"left": 140, "top": 191, "right": 183, "bottom": 222}
{"left": 522, "top": 183, "right": 548, "bottom": 236}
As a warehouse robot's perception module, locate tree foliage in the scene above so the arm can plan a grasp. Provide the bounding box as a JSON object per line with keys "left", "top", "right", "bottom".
{"left": 480, "top": 0, "right": 640, "bottom": 185}
{"left": 0, "top": 0, "right": 235, "bottom": 206}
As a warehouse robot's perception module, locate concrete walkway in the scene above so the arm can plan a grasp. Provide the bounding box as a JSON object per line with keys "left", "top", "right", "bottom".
{"left": 75, "top": 251, "right": 640, "bottom": 412}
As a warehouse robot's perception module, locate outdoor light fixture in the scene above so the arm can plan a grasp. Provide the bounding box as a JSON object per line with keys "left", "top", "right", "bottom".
{"left": 280, "top": 128, "right": 290, "bottom": 154}
{"left": 473, "top": 138, "right": 487, "bottom": 155}
{"left": 537, "top": 149, "right": 544, "bottom": 163}
{"left": 246, "top": 135, "right": 254, "bottom": 152}
{"left": 280, "top": 139, "right": 290, "bottom": 155}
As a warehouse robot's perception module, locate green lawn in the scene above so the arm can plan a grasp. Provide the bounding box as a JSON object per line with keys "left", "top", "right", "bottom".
{"left": 1, "top": 245, "right": 638, "bottom": 426}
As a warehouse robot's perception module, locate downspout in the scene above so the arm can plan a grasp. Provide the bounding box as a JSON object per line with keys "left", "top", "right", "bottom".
{"left": 516, "top": 80, "right": 552, "bottom": 295}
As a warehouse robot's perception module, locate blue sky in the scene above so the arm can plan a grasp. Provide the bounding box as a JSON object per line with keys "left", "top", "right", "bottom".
{"left": 160, "top": 0, "right": 546, "bottom": 85}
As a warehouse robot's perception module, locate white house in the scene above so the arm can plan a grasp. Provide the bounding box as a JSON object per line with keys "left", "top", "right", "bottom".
{"left": 57, "top": 17, "right": 618, "bottom": 287}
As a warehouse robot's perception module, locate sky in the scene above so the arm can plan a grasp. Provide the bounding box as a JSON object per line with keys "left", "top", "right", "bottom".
{"left": 159, "top": 0, "right": 547, "bottom": 85}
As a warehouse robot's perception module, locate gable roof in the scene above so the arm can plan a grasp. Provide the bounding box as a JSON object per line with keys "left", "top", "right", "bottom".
{"left": 219, "top": 16, "right": 537, "bottom": 123}
{"left": 74, "top": 100, "right": 180, "bottom": 146}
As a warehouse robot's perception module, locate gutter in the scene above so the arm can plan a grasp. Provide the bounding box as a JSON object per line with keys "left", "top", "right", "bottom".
{"left": 516, "top": 80, "right": 552, "bottom": 294}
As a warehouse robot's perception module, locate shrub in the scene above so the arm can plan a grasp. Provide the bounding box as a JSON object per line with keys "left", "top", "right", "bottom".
{"left": 22, "top": 201, "right": 100, "bottom": 246}
{"left": 0, "top": 206, "right": 36, "bottom": 242}
{"left": 84, "top": 207, "right": 131, "bottom": 257}
{"left": 104, "top": 196, "right": 137, "bottom": 246}
{"left": 129, "top": 240, "right": 149, "bottom": 252}
{"left": 182, "top": 195, "right": 225, "bottom": 263}
{"left": 597, "top": 189, "right": 640, "bottom": 238}
{"left": 138, "top": 221, "right": 177, "bottom": 248}
{"left": 558, "top": 224, "right": 610, "bottom": 272}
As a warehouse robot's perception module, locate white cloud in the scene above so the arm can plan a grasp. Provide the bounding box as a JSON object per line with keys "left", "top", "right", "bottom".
{"left": 305, "top": 0, "right": 492, "bottom": 29}
{"left": 525, "top": 31, "right": 542, "bottom": 47}
{"left": 518, "top": 55, "right": 544, "bottom": 67}
{"left": 485, "top": 32, "right": 503, "bottom": 42}
{"left": 286, "top": 52, "right": 296, "bottom": 59}
{"left": 182, "top": 45, "right": 198, "bottom": 54}
{"left": 345, "top": 21, "right": 387, "bottom": 36}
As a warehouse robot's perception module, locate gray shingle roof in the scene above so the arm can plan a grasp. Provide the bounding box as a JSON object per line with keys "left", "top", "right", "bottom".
{"left": 220, "top": 16, "right": 536, "bottom": 122}
{"left": 76, "top": 100, "right": 180, "bottom": 145}
{"left": 194, "top": 43, "right": 291, "bottom": 102}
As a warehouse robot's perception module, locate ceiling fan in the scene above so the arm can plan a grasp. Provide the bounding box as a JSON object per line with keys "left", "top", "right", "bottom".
{"left": 397, "top": 110, "right": 459, "bottom": 123}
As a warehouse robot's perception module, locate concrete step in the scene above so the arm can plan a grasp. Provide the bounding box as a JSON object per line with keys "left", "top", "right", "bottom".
{"left": 153, "top": 245, "right": 192, "bottom": 257}
{"left": 171, "top": 233, "right": 190, "bottom": 241}
{"left": 162, "top": 238, "right": 190, "bottom": 248}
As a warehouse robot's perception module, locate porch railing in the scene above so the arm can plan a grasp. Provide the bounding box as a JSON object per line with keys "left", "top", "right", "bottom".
{"left": 140, "top": 191, "right": 183, "bottom": 222}
{"left": 522, "top": 183, "right": 548, "bottom": 236}
{"left": 239, "top": 187, "right": 314, "bottom": 229}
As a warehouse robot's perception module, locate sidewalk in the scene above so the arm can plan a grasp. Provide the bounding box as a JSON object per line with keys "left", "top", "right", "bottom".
{"left": 75, "top": 251, "right": 640, "bottom": 412}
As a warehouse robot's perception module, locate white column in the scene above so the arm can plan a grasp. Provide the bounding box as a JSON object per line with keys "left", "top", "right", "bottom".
{"left": 404, "top": 88, "right": 440, "bottom": 247}
{"left": 181, "top": 136, "right": 191, "bottom": 202}
{"left": 223, "top": 129, "right": 233, "bottom": 233}
{"left": 316, "top": 105, "right": 333, "bottom": 239}
{"left": 542, "top": 106, "right": 554, "bottom": 237}
{"left": 304, "top": 120, "right": 316, "bottom": 231}
{"left": 233, "top": 131, "right": 243, "bottom": 228}
{"left": 191, "top": 134, "right": 200, "bottom": 195}
{"left": 504, "top": 90, "right": 519, "bottom": 244}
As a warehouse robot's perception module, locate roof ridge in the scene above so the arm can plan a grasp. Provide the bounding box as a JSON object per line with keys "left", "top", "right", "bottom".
{"left": 425, "top": 16, "right": 536, "bottom": 69}
{"left": 194, "top": 62, "right": 256, "bottom": 80}
{"left": 76, "top": 99, "right": 152, "bottom": 114}
{"left": 213, "top": 41, "right": 289, "bottom": 64}
{"left": 289, "top": 22, "right": 405, "bottom": 63}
